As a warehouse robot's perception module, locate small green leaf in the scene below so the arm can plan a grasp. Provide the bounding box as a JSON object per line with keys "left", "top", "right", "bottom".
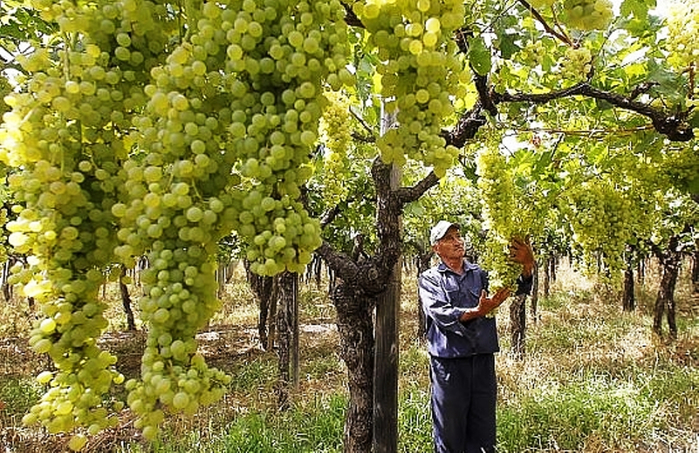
{"left": 467, "top": 36, "right": 492, "bottom": 76}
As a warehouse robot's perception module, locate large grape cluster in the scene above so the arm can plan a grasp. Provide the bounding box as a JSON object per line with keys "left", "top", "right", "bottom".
{"left": 353, "top": 0, "right": 465, "bottom": 178}
{"left": 112, "top": 0, "right": 351, "bottom": 438}
{"left": 475, "top": 147, "right": 531, "bottom": 292}
{"left": 563, "top": 180, "right": 636, "bottom": 275}
{"left": 0, "top": 0, "right": 173, "bottom": 446}
{"left": 563, "top": 0, "right": 614, "bottom": 31}
{"left": 666, "top": 1, "right": 699, "bottom": 70}
{"left": 221, "top": 0, "right": 352, "bottom": 276}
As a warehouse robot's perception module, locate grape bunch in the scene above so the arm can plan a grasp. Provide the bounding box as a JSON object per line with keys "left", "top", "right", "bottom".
{"left": 221, "top": 0, "right": 352, "bottom": 276}
{"left": 665, "top": 1, "right": 699, "bottom": 70}
{"left": 561, "top": 46, "right": 593, "bottom": 80}
{"left": 563, "top": 180, "right": 637, "bottom": 275}
{"left": 475, "top": 147, "right": 533, "bottom": 292}
{"left": 318, "top": 91, "right": 353, "bottom": 206}
{"left": 516, "top": 40, "right": 547, "bottom": 67}
{"left": 0, "top": 0, "right": 178, "bottom": 447}
{"left": 563, "top": 0, "right": 614, "bottom": 31}
{"left": 352, "top": 0, "right": 465, "bottom": 177}
{"left": 111, "top": 6, "right": 241, "bottom": 440}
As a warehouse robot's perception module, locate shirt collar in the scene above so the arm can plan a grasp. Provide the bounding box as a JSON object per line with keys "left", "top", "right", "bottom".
{"left": 437, "top": 259, "right": 478, "bottom": 274}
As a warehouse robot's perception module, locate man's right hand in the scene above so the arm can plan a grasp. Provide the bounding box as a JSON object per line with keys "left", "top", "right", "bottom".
{"left": 477, "top": 288, "right": 510, "bottom": 316}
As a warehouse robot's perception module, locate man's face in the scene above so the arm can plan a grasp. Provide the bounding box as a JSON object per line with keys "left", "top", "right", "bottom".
{"left": 433, "top": 227, "right": 464, "bottom": 260}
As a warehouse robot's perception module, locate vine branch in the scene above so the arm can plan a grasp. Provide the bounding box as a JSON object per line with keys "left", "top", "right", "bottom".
{"left": 516, "top": 0, "right": 574, "bottom": 46}
{"left": 491, "top": 82, "right": 694, "bottom": 141}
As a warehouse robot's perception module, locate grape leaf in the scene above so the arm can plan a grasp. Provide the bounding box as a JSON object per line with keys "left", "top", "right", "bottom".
{"left": 467, "top": 36, "right": 492, "bottom": 76}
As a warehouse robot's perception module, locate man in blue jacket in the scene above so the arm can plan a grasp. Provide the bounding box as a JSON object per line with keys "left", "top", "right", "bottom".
{"left": 418, "top": 220, "right": 534, "bottom": 453}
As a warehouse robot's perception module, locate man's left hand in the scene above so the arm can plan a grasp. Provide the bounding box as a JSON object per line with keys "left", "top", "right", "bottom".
{"left": 509, "top": 237, "right": 535, "bottom": 276}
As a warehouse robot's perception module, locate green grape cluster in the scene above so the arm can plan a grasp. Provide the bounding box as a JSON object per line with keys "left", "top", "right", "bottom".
{"left": 666, "top": 1, "right": 699, "bottom": 70}
{"left": 563, "top": 180, "right": 636, "bottom": 275}
{"left": 220, "top": 0, "right": 352, "bottom": 275}
{"left": 318, "top": 91, "right": 352, "bottom": 206}
{"left": 563, "top": 0, "right": 614, "bottom": 31}
{"left": 113, "top": 6, "right": 239, "bottom": 440}
{"left": 352, "top": 0, "right": 465, "bottom": 178}
{"left": 561, "top": 46, "right": 592, "bottom": 80}
{"left": 0, "top": 0, "right": 175, "bottom": 447}
{"left": 516, "top": 40, "right": 546, "bottom": 67}
{"left": 475, "top": 147, "right": 529, "bottom": 292}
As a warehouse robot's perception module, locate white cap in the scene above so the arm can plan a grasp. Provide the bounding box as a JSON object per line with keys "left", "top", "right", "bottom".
{"left": 430, "top": 221, "right": 459, "bottom": 245}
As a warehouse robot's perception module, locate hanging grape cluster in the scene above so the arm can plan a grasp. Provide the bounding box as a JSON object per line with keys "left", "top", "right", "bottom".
{"left": 561, "top": 46, "right": 593, "bottom": 80}
{"left": 318, "top": 91, "right": 353, "bottom": 207}
{"left": 111, "top": 5, "right": 240, "bottom": 439}
{"left": 563, "top": 180, "right": 638, "bottom": 275}
{"left": 0, "top": 0, "right": 174, "bottom": 446}
{"left": 563, "top": 0, "right": 614, "bottom": 31}
{"left": 222, "top": 0, "right": 352, "bottom": 276}
{"left": 475, "top": 147, "right": 535, "bottom": 292}
{"left": 352, "top": 0, "right": 465, "bottom": 177}
{"left": 666, "top": 0, "right": 699, "bottom": 71}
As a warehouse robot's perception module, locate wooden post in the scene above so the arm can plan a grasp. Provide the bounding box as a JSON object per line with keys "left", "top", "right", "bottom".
{"left": 373, "top": 101, "right": 400, "bottom": 453}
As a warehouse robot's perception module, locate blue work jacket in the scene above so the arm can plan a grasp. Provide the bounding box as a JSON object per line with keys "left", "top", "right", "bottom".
{"left": 419, "top": 260, "right": 532, "bottom": 358}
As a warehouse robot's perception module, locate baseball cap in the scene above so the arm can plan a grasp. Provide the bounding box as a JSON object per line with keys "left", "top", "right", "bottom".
{"left": 430, "top": 220, "right": 460, "bottom": 245}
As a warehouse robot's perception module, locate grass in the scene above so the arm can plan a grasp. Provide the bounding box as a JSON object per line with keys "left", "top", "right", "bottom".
{"left": 1, "top": 258, "right": 698, "bottom": 452}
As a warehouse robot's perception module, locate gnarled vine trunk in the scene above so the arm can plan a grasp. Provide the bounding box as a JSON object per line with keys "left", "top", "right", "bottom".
{"left": 333, "top": 280, "right": 376, "bottom": 452}
{"left": 245, "top": 261, "right": 276, "bottom": 350}
{"left": 119, "top": 266, "right": 136, "bottom": 331}
{"left": 509, "top": 293, "right": 527, "bottom": 359}
{"left": 276, "top": 271, "right": 299, "bottom": 409}
{"left": 653, "top": 237, "right": 682, "bottom": 340}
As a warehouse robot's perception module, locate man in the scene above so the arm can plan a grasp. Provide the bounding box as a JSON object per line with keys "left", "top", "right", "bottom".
{"left": 418, "top": 220, "right": 534, "bottom": 453}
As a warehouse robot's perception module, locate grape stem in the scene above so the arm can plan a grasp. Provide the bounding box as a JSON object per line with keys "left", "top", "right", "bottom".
{"left": 516, "top": 0, "right": 574, "bottom": 47}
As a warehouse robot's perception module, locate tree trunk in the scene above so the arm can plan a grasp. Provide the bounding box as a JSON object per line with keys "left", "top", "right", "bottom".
{"left": 509, "top": 293, "right": 527, "bottom": 359}
{"left": 119, "top": 266, "right": 136, "bottom": 331}
{"left": 543, "top": 255, "right": 551, "bottom": 300}
{"left": 622, "top": 260, "right": 635, "bottom": 312}
{"left": 276, "top": 271, "right": 299, "bottom": 409}
{"left": 245, "top": 261, "right": 276, "bottom": 350}
{"left": 2, "top": 259, "right": 13, "bottom": 302}
{"left": 692, "top": 246, "right": 699, "bottom": 294}
{"left": 530, "top": 260, "right": 539, "bottom": 323}
{"left": 653, "top": 238, "right": 682, "bottom": 340}
{"left": 332, "top": 281, "right": 375, "bottom": 453}
{"left": 549, "top": 254, "right": 557, "bottom": 283}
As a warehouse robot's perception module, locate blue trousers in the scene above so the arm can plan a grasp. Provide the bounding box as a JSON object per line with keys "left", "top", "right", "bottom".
{"left": 430, "top": 354, "right": 497, "bottom": 453}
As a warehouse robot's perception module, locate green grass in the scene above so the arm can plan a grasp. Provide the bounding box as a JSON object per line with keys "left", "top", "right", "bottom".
{"left": 124, "top": 395, "right": 346, "bottom": 453}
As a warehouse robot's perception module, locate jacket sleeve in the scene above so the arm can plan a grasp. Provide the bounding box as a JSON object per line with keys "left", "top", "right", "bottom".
{"left": 418, "top": 271, "right": 470, "bottom": 336}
